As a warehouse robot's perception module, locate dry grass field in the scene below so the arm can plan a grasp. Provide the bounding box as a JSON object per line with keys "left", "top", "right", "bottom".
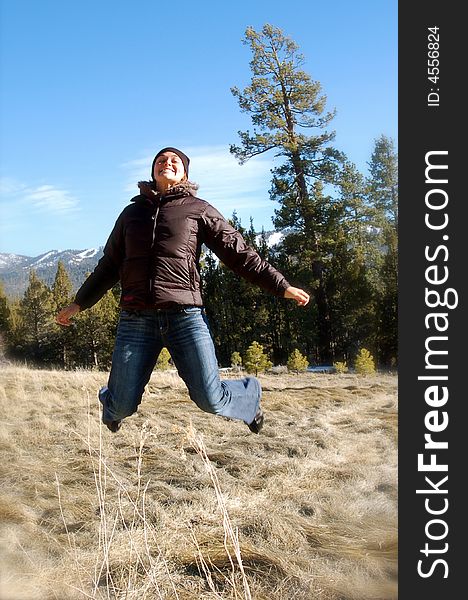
{"left": 0, "top": 365, "right": 397, "bottom": 600}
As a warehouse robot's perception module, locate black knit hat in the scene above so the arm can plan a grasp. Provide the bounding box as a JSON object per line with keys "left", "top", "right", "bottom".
{"left": 152, "top": 147, "right": 190, "bottom": 179}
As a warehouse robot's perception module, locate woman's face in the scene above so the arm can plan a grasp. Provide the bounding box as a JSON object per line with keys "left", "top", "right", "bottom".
{"left": 153, "top": 152, "right": 186, "bottom": 190}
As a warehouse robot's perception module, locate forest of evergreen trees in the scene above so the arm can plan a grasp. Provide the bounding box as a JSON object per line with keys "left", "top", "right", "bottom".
{"left": 0, "top": 25, "right": 397, "bottom": 372}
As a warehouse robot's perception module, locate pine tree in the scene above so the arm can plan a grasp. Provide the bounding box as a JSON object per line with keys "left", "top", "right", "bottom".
{"left": 231, "top": 24, "right": 345, "bottom": 362}
{"left": 72, "top": 276, "right": 118, "bottom": 369}
{"left": 156, "top": 347, "right": 171, "bottom": 370}
{"left": 354, "top": 348, "right": 376, "bottom": 375}
{"left": 230, "top": 24, "right": 340, "bottom": 179}
{"left": 367, "top": 135, "right": 398, "bottom": 228}
{"left": 52, "top": 261, "right": 74, "bottom": 368}
{"left": 230, "top": 351, "right": 242, "bottom": 370}
{"left": 202, "top": 213, "right": 271, "bottom": 364}
{"left": 287, "top": 349, "right": 309, "bottom": 373}
{"left": 0, "top": 282, "right": 10, "bottom": 333}
{"left": 19, "top": 270, "right": 56, "bottom": 362}
{"left": 321, "top": 161, "right": 379, "bottom": 363}
{"left": 366, "top": 135, "right": 398, "bottom": 366}
{"left": 0, "top": 282, "right": 11, "bottom": 360}
{"left": 333, "top": 361, "right": 348, "bottom": 374}
{"left": 244, "top": 341, "right": 272, "bottom": 376}
{"left": 5, "top": 298, "right": 22, "bottom": 359}
{"left": 52, "top": 261, "right": 73, "bottom": 309}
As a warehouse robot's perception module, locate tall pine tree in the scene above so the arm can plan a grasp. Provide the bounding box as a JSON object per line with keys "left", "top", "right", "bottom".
{"left": 52, "top": 261, "right": 74, "bottom": 368}
{"left": 0, "top": 282, "right": 10, "bottom": 334}
{"left": 203, "top": 213, "right": 271, "bottom": 364}
{"left": 52, "top": 261, "right": 73, "bottom": 309}
{"left": 366, "top": 135, "right": 398, "bottom": 366}
{"left": 19, "top": 270, "right": 56, "bottom": 362}
{"left": 72, "top": 279, "right": 118, "bottom": 369}
{"left": 325, "top": 161, "right": 380, "bottom": 362}
{"left": 230, "top": 24, "right": 345, "bottom": 361}
{"left": 0, "top": 282, "right": 11, "bottom": 360}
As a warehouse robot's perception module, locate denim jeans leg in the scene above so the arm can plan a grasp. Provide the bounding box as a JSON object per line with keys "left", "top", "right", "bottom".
{"left": 165, "top": 308, "right": 261, "bottom": 424}
{"left": 100, "top": 310, "right": 163, "bottom": 422}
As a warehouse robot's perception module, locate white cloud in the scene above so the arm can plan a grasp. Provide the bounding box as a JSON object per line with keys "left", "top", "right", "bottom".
{"left": 0, "top": 178, "right": 79, "bottom": 215}
{"left": 121, "top": 145, "right": 276, "bottom": 216}
{"left": 28, "top": 185, "right": 79, "bottom": 214}
{"left": 0, "top": 177, "right": 27, "bottom": 195}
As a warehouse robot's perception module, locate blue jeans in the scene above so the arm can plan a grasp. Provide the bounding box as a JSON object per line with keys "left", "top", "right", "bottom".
{"left": 99, "top": 307, "right": 261, "bottom": 425}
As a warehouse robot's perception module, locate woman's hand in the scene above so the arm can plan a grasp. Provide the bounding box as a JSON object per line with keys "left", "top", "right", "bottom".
{"left": 56, "top": 303, "right": 81, "bottom": 326}
{"left": 284, "top": 286, "right": 310, "bottom": 306}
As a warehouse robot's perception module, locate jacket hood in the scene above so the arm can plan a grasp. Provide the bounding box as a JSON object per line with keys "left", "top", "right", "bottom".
{"left": 135, "top": 180, "right": 199, "bottom": 203}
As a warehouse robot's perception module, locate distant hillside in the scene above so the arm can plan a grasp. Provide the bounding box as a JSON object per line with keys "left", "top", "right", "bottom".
{"left": 0, "top": 248, "right": 103, "bottom": 297}
{"left": 0, "top": 230, "right": 286, "bottom": 298}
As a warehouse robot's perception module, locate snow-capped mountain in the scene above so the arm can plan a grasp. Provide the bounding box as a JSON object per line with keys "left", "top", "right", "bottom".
{"left": 257, "top": 230, "right": 285, "bottom": 248}
{"left": 0, "top": 248, "right": 104, "bottom": 297}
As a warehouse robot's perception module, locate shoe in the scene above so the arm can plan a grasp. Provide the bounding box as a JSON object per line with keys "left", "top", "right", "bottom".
{"left": 103, "top": 419, "right": 121, "bottom": 433}
{"left": 248, "top": 408, "right": 264, "bottom": 434}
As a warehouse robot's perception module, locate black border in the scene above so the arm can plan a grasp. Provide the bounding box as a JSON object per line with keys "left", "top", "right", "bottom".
{"left": 399, "top": 3, "right": 466, "bottom": 597}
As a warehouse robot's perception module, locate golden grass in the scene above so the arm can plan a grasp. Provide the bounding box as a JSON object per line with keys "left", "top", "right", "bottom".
{"left": 0, "top": 365, "right": 397, "bottom": 599}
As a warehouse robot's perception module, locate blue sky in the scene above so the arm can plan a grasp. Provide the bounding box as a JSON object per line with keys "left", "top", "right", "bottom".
{"left": 0, "top": 0, "right": 397, "bottom": 256}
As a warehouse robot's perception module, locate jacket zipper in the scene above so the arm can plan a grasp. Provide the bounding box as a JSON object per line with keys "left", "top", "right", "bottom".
{"left": 151, "top": 200, "right": 161, "bottom": 248}
{"left": 150, "top": 200, "right": 161, "bottom": 294}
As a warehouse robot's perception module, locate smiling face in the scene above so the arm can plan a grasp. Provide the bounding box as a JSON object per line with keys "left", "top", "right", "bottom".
{"left": 153, "top": 152, "right": 186, "bottom": 191}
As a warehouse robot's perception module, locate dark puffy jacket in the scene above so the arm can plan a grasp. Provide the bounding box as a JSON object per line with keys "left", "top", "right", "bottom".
{"left": 74, "top": 181, "right": 291, "bottom": 310}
